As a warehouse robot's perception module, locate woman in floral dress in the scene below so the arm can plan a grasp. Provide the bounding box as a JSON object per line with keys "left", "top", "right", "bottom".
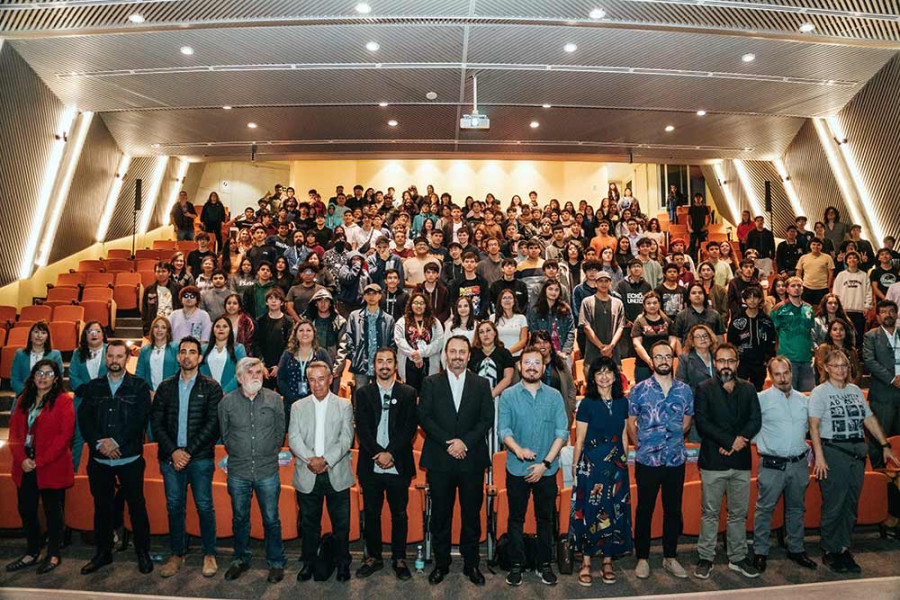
{"left": 570, "top": 356, "right": 633, "bottom": 586}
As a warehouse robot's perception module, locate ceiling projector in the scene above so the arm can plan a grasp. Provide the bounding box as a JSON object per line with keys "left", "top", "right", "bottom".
{"left": 460, "top": 113, "right": 490, "bottom": 130}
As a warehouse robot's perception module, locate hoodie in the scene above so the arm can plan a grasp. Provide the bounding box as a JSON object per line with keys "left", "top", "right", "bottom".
{"left": 305, "top": 288, "right": 348, "bottom": 361}
{"left": 337, "top": 251, "right": 372, "bottom": 308}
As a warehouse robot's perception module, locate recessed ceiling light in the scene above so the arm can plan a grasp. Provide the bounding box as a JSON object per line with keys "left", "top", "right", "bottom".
{"left": 69, "top": 71, "right": 78, "bottom": 76}
{"left": 696, "top": 110, "right": 707, "bottom": 116}
{"left": 378, "top": 102, "right": 389, "bottom": 107}
{"left": 387, "top": 119, "right": 398, "bottom": 127}
{"left": 542, "top": 104, "right": 552, "bottom": 108}
{"left": 151, "top": 143, "right": 160, "bottom": 148}
{"left": 425, "top": 91, "right": 438, "bottom": 100}
{"left": 826, "top": 79, "right": 835, "bottom": 85}
{"left": 366, "top": 41, "right": 380, "bottom": 52}
{"left": 589, "top": 8, "right": 607, "bottom": 19}
{"left": 222, "top": 105, "right": 232, "bottom": 110}
{"left": 564, "top": 43, "right": 577, "bottom": 53}
{"left": 530, "top": 121, "right": 540, "bottom": 128}
{"left": 355, "top": 2, "right": 371, "bottom": 14}
{"left": 742, "top": 53, "right": 756, "bottom": 62}
{"left": 180, "top": 46, "right": 194, "bottom": 56}
{"left": 128, "top": 12, "right": 145, "bottom": 23}
{"left": 665, "top": 125, "right": 675, "bottom": 132}
{"left": 247, "top": 122, "right": 258, "bottom": 129}
{"left": 798, "top": 22, "right": 815, "bottom": 33}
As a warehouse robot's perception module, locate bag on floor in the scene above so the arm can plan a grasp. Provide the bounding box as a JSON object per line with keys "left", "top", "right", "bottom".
{"left": 556, "top": 535, "right": 574, "bottom": 575}
{"left": 492, "top": 533, "right": 511, "bottom": 570}
{"left": 313, "top": 533, "right": 336, "bottom": 581}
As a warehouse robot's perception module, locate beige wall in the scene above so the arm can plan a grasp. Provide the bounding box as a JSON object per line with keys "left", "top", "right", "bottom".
{"left": 290, "top": 158, "right": 656, "bottom": 208}
{"left": 195, "top": 160, "right": 291, "bottom": 215}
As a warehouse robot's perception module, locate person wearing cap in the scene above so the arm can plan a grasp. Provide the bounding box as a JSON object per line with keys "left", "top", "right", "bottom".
{"left": 579, "top": 269, "right": 626, "bottom": 366}
{"left": 168, "top": 286, "right": 212, "bottom": 345}
{"left": 304, "top": 288, "right": 347, "bottom": 383}
{"left": 367, "top": 236, "right": 406, "bottom": 290}
{"left": 342, "top": 283, "right": 397, "bottom": 392}
{"left": 285, "top": 262, "right": 325, "bottom": 322}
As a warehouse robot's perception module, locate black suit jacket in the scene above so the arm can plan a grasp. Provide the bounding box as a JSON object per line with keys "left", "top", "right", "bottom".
{"left": 355, "top": 381, "right": 418, "bottom": 483}
{"left": 417, "top": 370, "right": 493, "bottom": 473}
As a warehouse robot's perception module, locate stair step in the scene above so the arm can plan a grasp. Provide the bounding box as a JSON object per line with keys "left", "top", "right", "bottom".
{"left": 117, "top": 317, "right": 143, "bottom": 327}
{"left": 0, "top": 411, "right": 9, "bottom": 429}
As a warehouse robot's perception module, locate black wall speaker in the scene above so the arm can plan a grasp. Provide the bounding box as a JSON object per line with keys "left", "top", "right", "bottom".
{"left": 764, "top": 180, "right": 772, "bottom": 213}
{"left": 134, "top": 178, "right": 142, "bottom": 211}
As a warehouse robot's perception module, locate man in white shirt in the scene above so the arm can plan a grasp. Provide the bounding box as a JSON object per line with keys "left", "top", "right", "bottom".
{"left": 751, "top": 357, "right": 817, "bottom": 573}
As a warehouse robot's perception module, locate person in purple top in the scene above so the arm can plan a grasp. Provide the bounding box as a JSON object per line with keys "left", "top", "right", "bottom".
{"left": 627, "top": 340, "right": 694, "bottom": 581}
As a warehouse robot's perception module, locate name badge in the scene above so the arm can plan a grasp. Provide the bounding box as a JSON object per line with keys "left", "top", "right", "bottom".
{"left": 298, "top": 381, "right": 309, "bottom": 396}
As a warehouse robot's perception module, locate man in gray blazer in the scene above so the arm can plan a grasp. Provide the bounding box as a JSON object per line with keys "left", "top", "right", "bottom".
{"left": 863, "top": 300, "right": 900, "bottom": 467}
{"left": 288, "top": 361, "right": 355, "bottom": 582}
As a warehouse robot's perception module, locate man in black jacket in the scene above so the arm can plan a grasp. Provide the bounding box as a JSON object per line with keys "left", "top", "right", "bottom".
{"left": 417, "top": 335, "right": 493, "bottom": 586}
{"left": 150, "top": 337, "right": 224, "bottom": 579}
{"left": 354, "top": 347, "right": 418, "bottom": 581}
{"left": 693, "top": 343, "right": 762, "bottom": 580}
{"left": 77, "top": 340, "right": 154, "bottom": 575}
{"left": 141, "top": 261, "right": 182, "bottom": 336}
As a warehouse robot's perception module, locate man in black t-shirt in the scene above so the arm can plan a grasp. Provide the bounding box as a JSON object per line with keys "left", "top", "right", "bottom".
{"left": 870, "top": 248, "right": 899, "bottom": 302}
{"left": 686, "top": 193, "right": 710, "bottom": 261}
{"left": 186, "top": 233, "right": 217, "bottom": 276}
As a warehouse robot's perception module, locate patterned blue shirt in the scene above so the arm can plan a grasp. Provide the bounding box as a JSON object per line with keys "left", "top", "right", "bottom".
{"left": 628, "top": 377, "right": 694, "bottom": 467}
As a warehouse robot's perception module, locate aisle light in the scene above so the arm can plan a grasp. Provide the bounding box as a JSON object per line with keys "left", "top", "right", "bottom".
{"left": 137, "top": 156, "right": 170, "bottom": 235}
{"left": 19, "top": 105, "right": 78, "bottom": 280}
{"left": 732, "top": 159, "right": 765, "bottom": 221}
{"left": 37, "top": 111, "right": 95, "bottom": 266}
{"left": 773, "top": 158, "right": 804, "bottom": 220}
{"left": 96, "top": 154, "right": 132, "bottom": 242}
{"left": 159, "top": 158, "right": 190, "bottom": 223}
{"left": 713, "top": 162, "right": 740, "bottom": 223}
{"left": 826, "top": 116, "right": 883, "bottom": 244}
{"left": 812, "top": 118, "right": 875, "bottom": 244}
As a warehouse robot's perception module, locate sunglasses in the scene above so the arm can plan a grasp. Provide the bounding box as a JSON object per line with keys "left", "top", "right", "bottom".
{"left": 182, "top": 293, "right": 197, "bottom": 299}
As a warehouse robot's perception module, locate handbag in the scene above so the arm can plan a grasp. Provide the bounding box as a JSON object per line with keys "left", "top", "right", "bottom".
{"left": 556, "top": 535, "right": 574, "bottom": 575}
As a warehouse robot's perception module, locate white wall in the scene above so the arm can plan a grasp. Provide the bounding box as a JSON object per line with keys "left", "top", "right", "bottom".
{"left": 194, "top": 161, "right": 291, "bottom": 215}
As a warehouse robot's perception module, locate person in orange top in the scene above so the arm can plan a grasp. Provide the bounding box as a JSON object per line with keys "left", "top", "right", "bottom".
{"left": 589, "top": 219, "right": 618, "bottom": 257}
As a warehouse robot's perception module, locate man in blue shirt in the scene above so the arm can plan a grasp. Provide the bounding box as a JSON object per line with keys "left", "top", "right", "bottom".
{"left": 627, "top": 340, "right": 694, "bottom": 580}
{"left": 498, "top": 347, "right": 568, "bottom": 587}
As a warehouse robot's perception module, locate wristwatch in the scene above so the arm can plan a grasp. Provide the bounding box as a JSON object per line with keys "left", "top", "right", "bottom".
{"left": 881, "top": 441, "right": 892, "bottom": 449}
{"left": 542, "top": 459, "right": 552, "bottom": 469}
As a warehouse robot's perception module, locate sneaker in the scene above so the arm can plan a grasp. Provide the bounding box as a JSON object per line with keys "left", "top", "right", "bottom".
{"left": 694, "top": 559, "right": 713, "bottom": 579}
{"left": 634, "top": 559, "right": 650, "bottom": 579}
{"left": 539, "top": 563, "right": 557, "bottom": 585}
{"left": 840, "top": 551, "right": 861, "bottom": 574}
{"left": 506, "top": 564, "right": 523, "bottom": 586}
{"left": 823, "top": 552, "right": 848, "bottom": 573}
{"left": 728, "top": 558, "right": 760, "bottom": 578}
{"left": 159, "top": 555, "right": 184, "bottom": 578}
{"left": 663, "top": 558, "right": 688, "bottom": 578}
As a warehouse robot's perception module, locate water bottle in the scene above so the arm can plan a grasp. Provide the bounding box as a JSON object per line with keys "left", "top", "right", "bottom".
{"left": 414, "top": 545, "right": 425, "bottom": 573}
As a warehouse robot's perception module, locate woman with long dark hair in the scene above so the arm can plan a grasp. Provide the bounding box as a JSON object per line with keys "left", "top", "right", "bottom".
{"left": 223, "top": 293, "right": 256, "bottom": 349}
{"left": 230, "top": 257, "right": 255, "bottom": 295}
{"left": 6, "top": 359, "right": 73, "bottom": 574}
{"left": 563, "top": 241, "right": 584, "bottom": 290}
{"left": 813, "top": 293, "right": 849, "bottom": 348}
{"left": 822, "top": 206, "right": 850, "bottom": 252}
{"left": 495, "top": 287, "right": 528, "bottom": 357}
{"left": 570, "top": 356, "right": 632, "bottom": 586}
{"left": 11, "top": 321, "right": 63, "bottom": 400}
{"left": 393, "top": 291, "right": 444, "bottom": 390}
{"left": 67, "top": 320, "right": 106, "bottom": 470}
{"left": 814, "top": 317, "right": 861, "bottom": 385}
{"left": 276, "top": 318, "right": 331, "bottom": 427}
{"left": 201, "top": 316, "right": 248, "bottom": 394}
{"left": 614, "top": 236, "right": 633, "bottom": 267}
{"left": 200, "top": 191, "right": 227, "bottom": 250}
{"left": 527, "top": 280, "right": 575, "bottom": 361}
{"left": 632, "top": 291, "right": 676, "bottom": 384}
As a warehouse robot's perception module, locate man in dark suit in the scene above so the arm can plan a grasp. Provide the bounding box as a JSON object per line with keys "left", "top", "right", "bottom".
{"left": 863, "top": 300, "right": 900, "bottom": 467}
{"left": 354, "top": 347, "right": 418, "bottom": 580}
{"left": 417, "top": 335, "right": 493, "bottom": 586}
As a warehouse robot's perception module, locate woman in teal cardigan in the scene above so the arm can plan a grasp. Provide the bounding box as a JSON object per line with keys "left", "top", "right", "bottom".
{"left": 200, "top": 316, "right": 247, "bottom": 394}
{"left": 11, "top": 321, "right": 64, "bottom": 403}
{"left": 135, "top": 315, "right": 180, "bottom": 392}
{"left": 67, "top": 321, "right": 107, "bottom": 471}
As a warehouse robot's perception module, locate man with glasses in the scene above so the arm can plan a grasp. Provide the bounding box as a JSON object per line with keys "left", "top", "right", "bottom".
{"left": 168, "top": 286, "right": 212, "bottom": 345}
{"left": 627, "top": 341, "right": 693, "bottom": 580}
{"left": 693, "top": 343, "right": 761, "bottom": 579}
{"left": 498, "top": 347, "right": 568, "bottom": 586}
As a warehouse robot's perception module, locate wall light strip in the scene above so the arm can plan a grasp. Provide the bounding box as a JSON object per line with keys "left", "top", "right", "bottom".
{"left": 36, "top": 111, "right": 94, "bottom": 267}
{"left": 19, "top": 105, "right": 78, "bottom": 280}
{"left": 732, "top": 159, "right": 766, "bottom": 222}
{"left": 773, "top": 158, "right": 804, "bottom": 221}
{"left": 137, "top": 156, "right": 169, "bottom": 235}
{"left": 812, "top": 118, "right": 874, "bottom": 244}
{"left": 713, "top": 162, "right": 740, "bottom": 224}
{"left": 159, "top": 158, "right": 189, "bottom": 226}
{"left": 621, "top": 0, "right": 898, "bottom": 22}
{"left": 96, "top": 154, "right": 131, "bottom": 242}
{"left": 826, "top": 116, "right": 883, "bottom": 244}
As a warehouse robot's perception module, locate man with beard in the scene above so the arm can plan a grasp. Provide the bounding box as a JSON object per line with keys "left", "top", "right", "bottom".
{"left": 417, "top": 336, "right": 493, "bottom": 587}
{"left": 693, "top": 343, "right": 761, "bottom": 580}
{"left": 862, "top": 300, "right": 900, "bottom": 467}
{"left": 497, "top": 347, "right": 568, "bottom": 586}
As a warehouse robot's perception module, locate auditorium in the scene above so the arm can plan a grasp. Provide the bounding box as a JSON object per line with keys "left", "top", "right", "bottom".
{"left": 0, "top": 2, "right": 898, "bottom": 599}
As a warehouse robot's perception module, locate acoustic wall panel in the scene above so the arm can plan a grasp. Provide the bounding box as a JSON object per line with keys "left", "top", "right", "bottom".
{"left": 104, "top": 156, "right": 163, "bottom": 242}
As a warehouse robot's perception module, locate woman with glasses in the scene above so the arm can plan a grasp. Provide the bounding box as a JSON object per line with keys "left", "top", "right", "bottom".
{"left": 67, "top": 321, "right": 107, "bottom": 471}
{"left": 276, "top": 318, "right": 331, "bottom": 427}
{"left": 6, "top": 360, "right": 73, "bottom": 574}
{"left": 809, "top": 348, "right": 898, "bottom": 573}
{"left": 570, "top": 357, "right": 632, "bottom": 586}
{"left": 676, "top": 324, "right": 717, "bottom": 442}
{"left": 393, "top": 292, "right": 444, "bottom": 391}
{"left": 813, "top": 317, "right": 861, "bottom": 385}
{"left": 11, "top": 321, "right": 64, "bottom": 401}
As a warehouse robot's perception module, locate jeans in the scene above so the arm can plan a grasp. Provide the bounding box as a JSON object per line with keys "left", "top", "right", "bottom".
{"left": 634, "top": 463, "right": 684, "bottom": 559}
{"left": 227, "top": 472, "right": 285, "bottom": 567}
{"left": 88, "top": 457, "right": 150, "bottom": 556}
{"left": 819, "top": 442, "right": 865, "bottom": 553}
{"left": 791, "top": 361, "right": 815, "bottom": 393}
{"left": 297, "top": 473, "right": 351, "bottom": 566}
{"left": 176, "top": 228, "right": 195, "bottom": 241}
{"left": 18, "top": 471, "right": 65, "bottom": 558}
{"left": 697, "top": 469, "right": 751, "bottom": 563}
{"left": 754, "top": 459, "right": 809, "bottom": 555}
{"left": 161, "top": 458, "right": 216, "bottom": 556}
{"left": 506, "top": 473, "right": 557, "bottom": 567}
{"left": 361, "top": 474, "right": 410, "bottom": 561}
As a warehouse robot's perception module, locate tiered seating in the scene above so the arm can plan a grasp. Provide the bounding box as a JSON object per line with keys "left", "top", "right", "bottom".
{"left": 44, "top": 286, "right": 79, "bottom": 308}
{"left": 81, "top": 287, "right": 117, "bottom": 332}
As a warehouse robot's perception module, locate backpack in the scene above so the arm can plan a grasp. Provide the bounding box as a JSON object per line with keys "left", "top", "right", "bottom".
{"left": 491, "top": 533, "right": 538, "bottom": 571}
{"left": 313, "top": 533, "right": 336, "bottom": 581}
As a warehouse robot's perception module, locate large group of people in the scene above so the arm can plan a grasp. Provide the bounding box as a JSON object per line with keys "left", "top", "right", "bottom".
{"left": 5, "top": 182, "right": 900, "bottom": 588}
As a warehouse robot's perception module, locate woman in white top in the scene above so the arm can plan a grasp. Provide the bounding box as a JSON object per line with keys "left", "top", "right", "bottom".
{"left": 394, "top": 291, "right": 444, "bottom": 389}
{"left": 494, "top": 287, "right": 528, "bottom": 356}
{"left": 200, "top": 316, "right": 247, "bottom": 394}
{"left": 444, "top": 296, "right": 477, "bottom": 344}
{"left": 135, "top": 316, "right": 179, "bottom": 395}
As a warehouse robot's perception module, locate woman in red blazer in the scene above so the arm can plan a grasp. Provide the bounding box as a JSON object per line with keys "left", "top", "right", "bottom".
{"left": 6, "top": 359, "right": 74, "bottom": 574}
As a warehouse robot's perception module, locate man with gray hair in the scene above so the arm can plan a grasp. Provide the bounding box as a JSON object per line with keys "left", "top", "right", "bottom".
{"left": 751, "top": 357, "right": 817, "bottom": 573}
{"left": 218, "top": 357, "right": 286, "bottom": 584}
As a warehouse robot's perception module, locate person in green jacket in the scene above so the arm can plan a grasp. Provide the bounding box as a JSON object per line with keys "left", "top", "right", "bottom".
{"left": 242, "top": 261, "right": 277, "bottom": 320}
{"left": 769, "top": 276, "right": 816, "bottom": 392}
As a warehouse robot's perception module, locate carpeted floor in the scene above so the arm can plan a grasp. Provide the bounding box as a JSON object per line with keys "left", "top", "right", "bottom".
{"left": 0, "top": 530, "right": 898, "bottom": 599}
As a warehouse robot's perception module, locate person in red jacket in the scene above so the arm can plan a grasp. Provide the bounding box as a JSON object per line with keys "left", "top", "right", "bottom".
{"left": 6, "top": 359, "right": 74, "bottom": 574}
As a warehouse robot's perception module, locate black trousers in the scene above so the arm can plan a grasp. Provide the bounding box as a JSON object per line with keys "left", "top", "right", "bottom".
{"left": 506, "top": 473, "right": 557, "bottom": 567}
{"left": 17, "top": 471, "right": 65, "bottom": 558}
{"left": 427, "top": 469, "right": 484, "bottom": 569}
{"left": 297, "top": 473, "right": 351, "bottom": 566}
{"left": 802, "top": 287, "right": 828, "bottom": 308}
{"left": 634, "top": 463, "right": 684, "bottom": 559}
{"left": 361, "top": 474, "right": 411, "bottom": 561}
{"left": 846, "top": 311, "right": 867, "bottom": 351}
{"left": 738, "top": 362, "right": 767, "bottom": 391}
{"left": 87, "top": 457, "right": 151, "bottom": 556}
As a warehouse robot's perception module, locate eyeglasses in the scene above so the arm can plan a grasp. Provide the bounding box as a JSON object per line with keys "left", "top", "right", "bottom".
{"left": 34, "top": 370, "right": 56, "bottom": 378}
{"left": 522, "top": 359, "right": 542, "bottom": 367}
{"left": 715, "top": 358, "right": 738, "bottom": 365}
{"left": 652, "top": 355, "right": 674, "bottom": 362}
{"left": 827, "top": 363, "right": 850, "bottom": 369}
{"left": 693, "top": 333, "right": 710, "bottom": 341}
{"left": 182, "top": 293, "right": 197, "bottom": 299}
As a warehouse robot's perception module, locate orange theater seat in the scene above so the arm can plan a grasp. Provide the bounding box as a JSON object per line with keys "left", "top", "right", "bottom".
{"left": 804, "top": 475, "right": 823, "bottom": 529}
{"left": 105, "top": 259, "right": 135, "bottom": 273}
{"left": 49, "top": 320, "right": 79, "bottom": 353}
{"left": 0, "top": 328, "right": 6, "bottom": 347}
{"left": 136, "top": 259, "right": 158, "bottom": 272}
{"left": 857, "top": 471, "right": 890, "bottom": 526}
{"left": 77, "top": 259, "right": 105, "bottom": 273}
{"left": 53, "top": 304, "right": 85, "bottom": 326}
{"left": 1, "top": 346, "right": 21, "bottom": 380}
{"left": 0, "top": 306, "right": 17, "bottom": 328}
{"left": 106, "top": 249, "right": 133, "bottom": 260}
{"left": 44, "top": 287, "right": 79, "bottom": 309}
{"left": 176, "top": 241, "right": 199, "bottom": 253}
{"left": 451, "top": 490, "right": 488, "bottom": 544}
{"left": 81, "top": 288, "right": 117, "bottom": 331}
{"left": 114, "top": 272, "right": 143, "bottom": 311}
{"left": 0, "top": 445, "right": 22, "bottom": 529}
{"left": 20, "top": 305, "right": 52, "bottom": 323}
{"left": 54, "top": 272, "right": 85, "bottom": 289}
{"left": 680, "top": 480, "right": 703, "bottom": 536}
{"left": 621, "top": 357, "right": 636, "bottom": 387}
{"left": 139, "top": 271, "right": 157, "bottom": 289}
{"left": 7, "top": 328, "right": 30, "bottom": 346}
{"left": 152, "top": 240, "right": 177, "bottom": 251}
{"left": 135, "top": 249, "right": 160, "bottom": 261}
{"left": 65, "top": 444, "right": 94, "bottom": 531}
{"left": 83, "top": 272, "right": 115, "bottom": 288}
